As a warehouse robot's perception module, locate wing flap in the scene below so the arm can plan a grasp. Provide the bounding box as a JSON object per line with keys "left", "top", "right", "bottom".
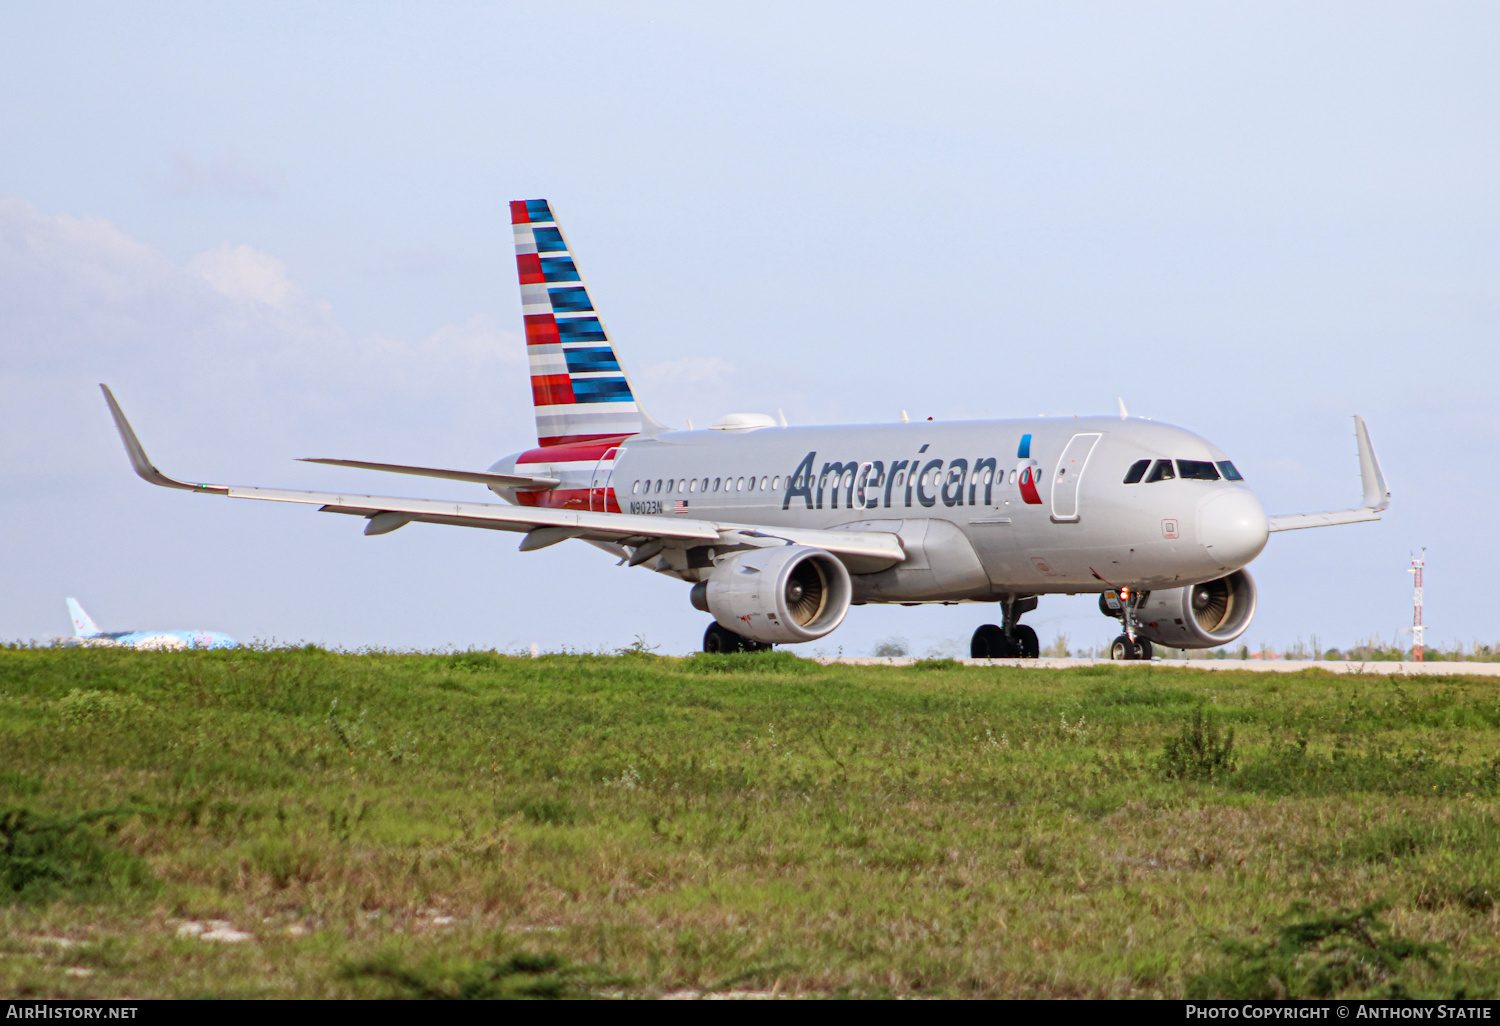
{"left": 234, "top": 486, "right": 721, "bottom": 541}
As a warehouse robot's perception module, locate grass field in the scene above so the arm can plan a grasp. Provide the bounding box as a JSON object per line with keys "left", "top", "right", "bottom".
{"left": 2, "top": 647, "right": 1498, "bottom": 999}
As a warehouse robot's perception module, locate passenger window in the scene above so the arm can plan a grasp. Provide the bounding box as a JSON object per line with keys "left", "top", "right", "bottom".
{"left": 689, "top": 479, "right": 697, "bottom": 493}
{"left": 1144, "top": 460, "right": 1175, "bottom": 483}
{"left": 679, "top": 479, "right": 687, "bottom": 492}
{"left": 1177, "top": 460, "right": 1220, "bottom": 481}
{"left": 632, "top": 481, "right": 640, "bottom": 494}
{"left": 737, "top": 477, "right": 745, "bottom": 491}
{"left": 667, "top": 479, "right": 675, "bottom": 493}
{"left": 712, "top": 478, "right": 720, "bottom": 491}
{"left": 1217, "top": 461, "right": 1243, "bottom": 481}
{"left": 1123, "top": 459, "right": 1150, "bottom": 484}
{"left": 654, "top": 479, "right": 663, "bottom": 492}
{"left": 772, "top": 476, "right": 780, "bottom": 490}
{"left": 761, "top": 476, "right": 769, "bottom": 491}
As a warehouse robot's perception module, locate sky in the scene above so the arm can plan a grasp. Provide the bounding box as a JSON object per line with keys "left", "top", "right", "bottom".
{"left": 2, "top": 2, "right": 1497, "bottom": 656}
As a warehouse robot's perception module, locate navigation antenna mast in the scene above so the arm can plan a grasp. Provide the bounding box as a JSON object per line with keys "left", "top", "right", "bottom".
{"left": 1408, "top": 549, "right": 1426, "bottom": 662}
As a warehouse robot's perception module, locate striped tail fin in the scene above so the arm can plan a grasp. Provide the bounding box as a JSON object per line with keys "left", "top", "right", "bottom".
{"left": 510, "top": 199, "right": 655, "bottom": 448}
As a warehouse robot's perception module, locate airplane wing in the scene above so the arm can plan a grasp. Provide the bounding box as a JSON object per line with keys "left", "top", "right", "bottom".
{"left": 100, "top": 385, "right": 905, "bottom": 568}
{"left": 1267, "top": 415, "right": 1390, "bottom": 533}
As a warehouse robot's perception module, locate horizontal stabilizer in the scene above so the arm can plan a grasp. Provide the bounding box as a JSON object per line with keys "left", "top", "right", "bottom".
{"left": 299, "top": 458, "right": 559, "bottom": 490}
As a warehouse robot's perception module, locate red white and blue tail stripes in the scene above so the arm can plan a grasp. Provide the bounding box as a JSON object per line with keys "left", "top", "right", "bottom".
{"left": 511, "top": 199, "right": 642, "bottom": 448}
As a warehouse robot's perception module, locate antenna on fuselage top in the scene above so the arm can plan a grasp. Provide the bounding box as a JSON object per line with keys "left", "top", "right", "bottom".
{"left": 1118, "top": 397, "right": 1128, "bottom": 420}
{"left": 900, "top": 410, "right": 909, "bottom": 424}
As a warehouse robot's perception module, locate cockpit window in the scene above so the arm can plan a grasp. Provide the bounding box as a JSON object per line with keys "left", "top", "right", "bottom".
{"left": 1177, "top": 460, "right": 1221, "bottom": 481}
{"left": 1123, "top": 459, "right": 1150, "bottom": 484}
{"left": 1217, "top": 461, "right": 1243, "bottom": 481}
{"left": 1144, "top": 459, "right": 1175, "bottom": 483}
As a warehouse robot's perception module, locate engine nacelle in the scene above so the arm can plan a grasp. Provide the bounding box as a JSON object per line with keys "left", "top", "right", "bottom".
{"left": 692, "top": 545, "right": 853, "bottom": 644}
{"left": 1129, "top": 569, "right": 1258, "bottom": 649}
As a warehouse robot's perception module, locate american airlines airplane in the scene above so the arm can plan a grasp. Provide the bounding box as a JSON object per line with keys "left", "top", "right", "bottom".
{"left": 101, "top": 199, "right": 1389, "bottom": 659}
{"left": 63, "top": 597, "right": 238, "bottom": 650}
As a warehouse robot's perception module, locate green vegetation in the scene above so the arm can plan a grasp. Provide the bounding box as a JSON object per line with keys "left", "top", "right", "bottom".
{"left": 1, "top": 646, "right": 1498, "bottom": 998}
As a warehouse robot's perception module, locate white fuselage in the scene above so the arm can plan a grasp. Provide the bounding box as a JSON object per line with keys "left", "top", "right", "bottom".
{"left": 493, "top": 416, "right": 1269, "bottom": 600}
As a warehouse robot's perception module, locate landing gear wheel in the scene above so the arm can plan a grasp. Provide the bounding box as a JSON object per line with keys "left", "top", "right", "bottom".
{"left": 1109, "top": 634, "right": 1154, "bottom": 661}
{"left": 703, "top": 622, "right": 771, "bottom": 654}
{"left": 1013, "top": 624, "right": 1040, "bottom": 659}
{"left": 970, "top": 623, "right": 1016, "bottom": 658}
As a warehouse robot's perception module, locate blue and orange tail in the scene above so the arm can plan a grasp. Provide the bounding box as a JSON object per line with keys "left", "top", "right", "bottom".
{"left": 511, "top": 199, "right": 653, "bottom": 448}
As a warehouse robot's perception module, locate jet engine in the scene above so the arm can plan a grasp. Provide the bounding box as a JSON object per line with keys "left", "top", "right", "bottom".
{"left": 690, "top": 545, "right": 852, "bottom": 644}
{"left": 1118, "top": 569, "right": 1258, "bottom": 649}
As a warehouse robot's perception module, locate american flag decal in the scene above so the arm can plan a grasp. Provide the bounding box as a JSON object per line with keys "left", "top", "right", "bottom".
{"left": 673, "top": 499, "right": 689, "bottom": 514}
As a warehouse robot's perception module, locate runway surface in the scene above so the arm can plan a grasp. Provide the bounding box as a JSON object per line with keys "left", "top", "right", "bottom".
{"left": 819, "top": 657, "right": 1500, "bottom": 676}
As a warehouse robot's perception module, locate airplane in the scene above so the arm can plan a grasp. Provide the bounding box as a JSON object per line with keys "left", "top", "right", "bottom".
{"left": 99, "top": 198, "right": 1389, "bottom": 660}
{"left": 63, "top": 597, "right": 238, "bottom": 650}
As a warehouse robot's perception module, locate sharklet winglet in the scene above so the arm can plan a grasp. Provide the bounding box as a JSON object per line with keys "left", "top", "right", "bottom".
{"left": 99, "top": 385, "right": 228, "bottom": 494}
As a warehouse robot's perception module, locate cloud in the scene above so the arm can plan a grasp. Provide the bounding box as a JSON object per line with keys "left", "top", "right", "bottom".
{"left": 0, "top": 198, "right": 530, "bottom": 476}
{"left": 162, "top": 151, "right": 284, "bottom": 200}
{"left": 187, "top": 244, "right": 300, "bottom": 307}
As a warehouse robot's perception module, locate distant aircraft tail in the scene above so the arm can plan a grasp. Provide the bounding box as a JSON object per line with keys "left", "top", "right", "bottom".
{"left": 65, "top": 598, "right": 100, "bottom": 638}
{"left": 510, "top": 199, "right": 659, "bottom": 447}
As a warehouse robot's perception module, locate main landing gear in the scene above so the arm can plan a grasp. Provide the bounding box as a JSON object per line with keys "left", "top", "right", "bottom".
{"left": 703, "top": 622, "right": 772, "bottom": 654}
{"left": 971, "top": 623, "right": 1039, "bottom": 659}
{"left": 970, "top": 595, "right": 1041, "bottom": 659}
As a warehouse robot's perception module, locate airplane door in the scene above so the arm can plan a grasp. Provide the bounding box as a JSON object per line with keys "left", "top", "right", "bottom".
{"left": 1050, "top": 433, "right": 1101, "bottom": 522}
{"left": 588, "top": 447, "right": 619, "bottom": 512}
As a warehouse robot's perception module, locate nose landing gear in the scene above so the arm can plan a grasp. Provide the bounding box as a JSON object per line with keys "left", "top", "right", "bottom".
{"left": 1100, "top": 588, "right": 1153, "bottom": 660}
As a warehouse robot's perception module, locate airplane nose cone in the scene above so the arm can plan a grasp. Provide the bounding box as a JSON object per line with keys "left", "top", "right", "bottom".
{"left": 1197, "top": 488, "right": 1268, "bottom": 569}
